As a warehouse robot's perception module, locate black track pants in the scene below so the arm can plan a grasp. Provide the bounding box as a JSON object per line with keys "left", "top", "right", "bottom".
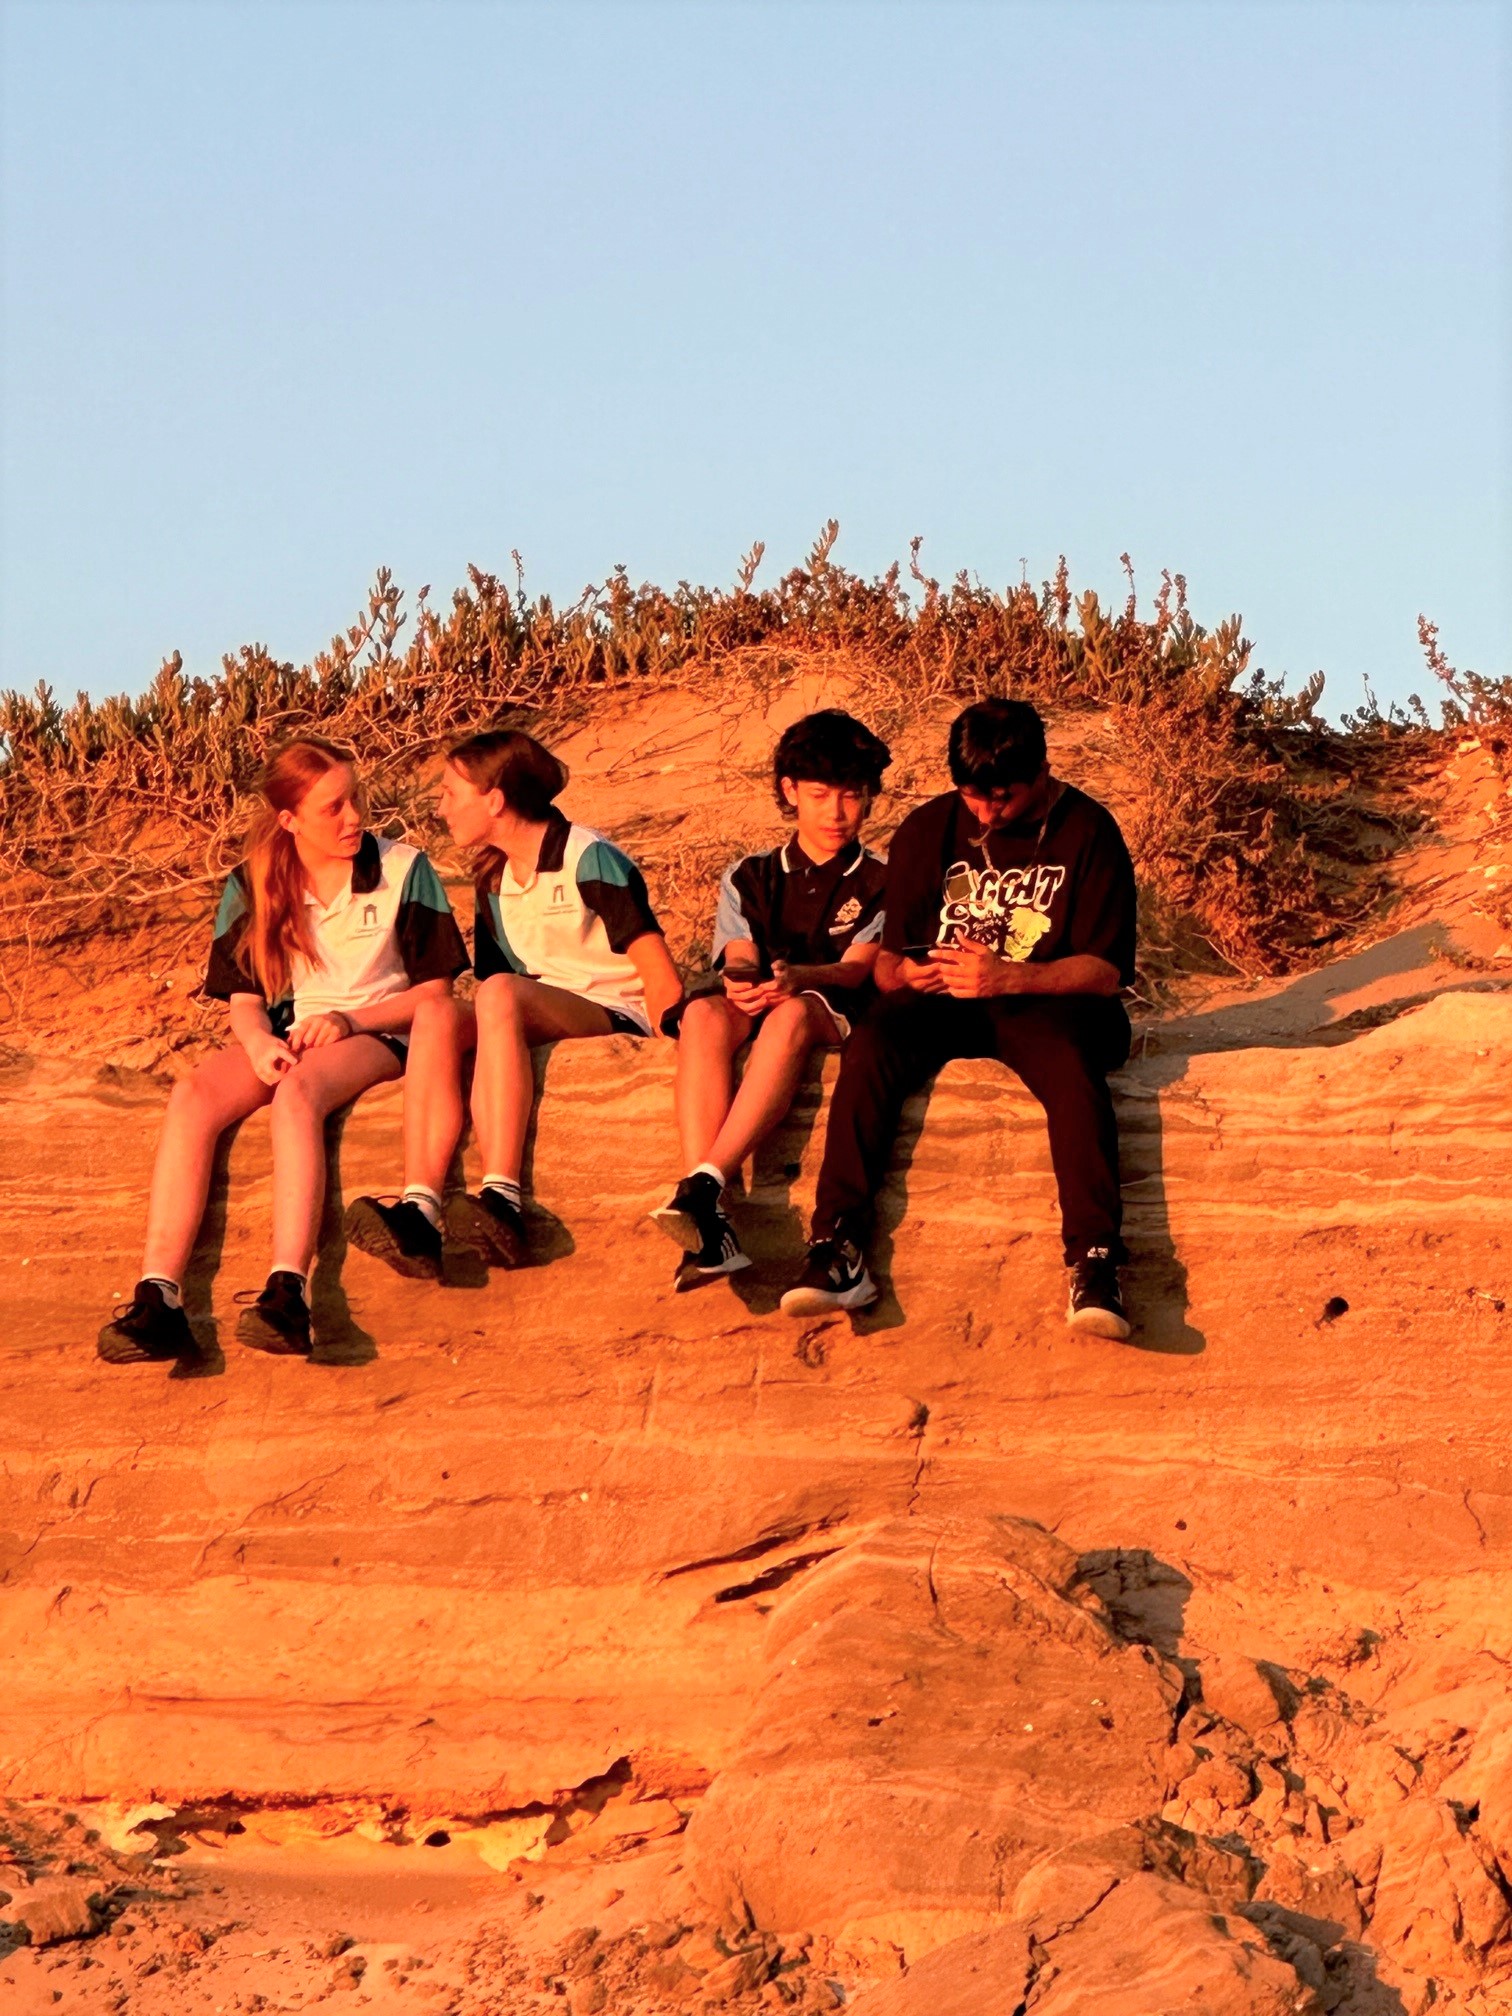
{"left": 812, "top": 991, "right": 1132, "bottom": 1265}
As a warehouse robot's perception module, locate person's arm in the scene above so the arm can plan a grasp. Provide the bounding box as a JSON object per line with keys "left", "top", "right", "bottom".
{"left": 930, "top": 941, "right": 1121, "bottom": 999}
{"left": 287, "top": 976, "right": 454, "bottom": 1050}
{"left": 627, "top": 931, "right": 684, "bottom": 1035}
{"left": 876, "top": 803, "right": 951, "bottom": 995}
{"left": 576, "top": 840, "right": 680, "bottom": 1030}
{"left": 766, "top": 941, "right": 880, "bottom": 996}
{"left": 229, "top": 993, "right": 296, "bottom": 1083}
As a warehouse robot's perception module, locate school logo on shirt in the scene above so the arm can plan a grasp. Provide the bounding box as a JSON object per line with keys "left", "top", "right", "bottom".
{"left": 545, "top": 882, "right": 573, "bottom": 916}
{"left": 940, "top": 860, "right": 1066, "bottom": 961}
{"left": 361, "top": 903, "right": 379, "bottom": 928}
{"left": 829, "top": 895, "right": 863, "bottom": 933}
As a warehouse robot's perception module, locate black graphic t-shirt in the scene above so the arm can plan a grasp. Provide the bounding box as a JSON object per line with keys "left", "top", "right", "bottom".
{"left": 880, "top": 784, "right": 1137, "bottom": 987}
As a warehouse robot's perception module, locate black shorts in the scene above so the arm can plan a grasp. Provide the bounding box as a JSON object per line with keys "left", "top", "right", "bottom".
{"left": 660, "top": 988, "right": 852, "bottom": 1045}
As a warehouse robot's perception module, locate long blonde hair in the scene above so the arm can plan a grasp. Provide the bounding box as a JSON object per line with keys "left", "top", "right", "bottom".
{"left": 243, "top": 737, "right": 357, "bottom": 999}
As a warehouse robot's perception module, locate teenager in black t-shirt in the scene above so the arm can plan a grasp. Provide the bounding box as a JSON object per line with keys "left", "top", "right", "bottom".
{"left": 780, "top": 696, "right": 1139, "bottom": 1339}
{"left": 651, "top": 710, "right": 891, "bottom": 1289}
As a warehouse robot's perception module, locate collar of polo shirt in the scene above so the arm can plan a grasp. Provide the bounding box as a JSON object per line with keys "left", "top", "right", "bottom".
{"left": 302, "top": 832, "right": 382, "bottom": 913}
{"left": 502, "top": 807, "right": 572, "bottom": 895}
{"left": 780, "top": 836, "right": 865, "bottom": 877}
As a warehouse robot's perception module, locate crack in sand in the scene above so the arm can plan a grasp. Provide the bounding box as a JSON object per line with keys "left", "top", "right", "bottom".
{"left": 906, "top": 1400, "right": 931, "bottom": 1517}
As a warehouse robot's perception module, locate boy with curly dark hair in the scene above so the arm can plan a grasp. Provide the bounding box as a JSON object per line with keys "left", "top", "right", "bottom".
{"left": 651, "top": 708, "right": 891, "bottom": 1289}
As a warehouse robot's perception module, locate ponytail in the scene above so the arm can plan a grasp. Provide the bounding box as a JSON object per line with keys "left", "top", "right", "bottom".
{"left": 244, "top": 737, "right": 357, "bottom": 999}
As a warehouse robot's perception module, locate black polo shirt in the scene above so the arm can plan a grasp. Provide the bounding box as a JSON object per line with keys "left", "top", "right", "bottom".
{"left": 708, "top": 836, "right": 887, "bottom": 1013}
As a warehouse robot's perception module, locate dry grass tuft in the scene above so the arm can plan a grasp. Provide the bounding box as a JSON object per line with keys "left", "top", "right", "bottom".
{"left": 2, "top": 531, "right": 1502, "bottom": 1033}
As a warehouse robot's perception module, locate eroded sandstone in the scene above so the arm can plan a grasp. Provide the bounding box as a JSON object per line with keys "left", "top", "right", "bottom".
{"left": 3, "top": 985, "right": 1512, "bottom": 2008}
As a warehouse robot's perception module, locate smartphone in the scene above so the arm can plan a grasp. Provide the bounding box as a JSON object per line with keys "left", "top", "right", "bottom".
{"left": 722, "top": 954, "right": 772, "bottom": 984}
{"left": 900, "top": 944, "right": 938, "bottom": 962}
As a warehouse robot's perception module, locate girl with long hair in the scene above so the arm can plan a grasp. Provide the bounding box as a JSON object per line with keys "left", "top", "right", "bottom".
{"left": 97, "top": 736, "right": 468, "bottom": 1365}
{"left": 344, "top": 728, "right": 682, "bottom": 1276}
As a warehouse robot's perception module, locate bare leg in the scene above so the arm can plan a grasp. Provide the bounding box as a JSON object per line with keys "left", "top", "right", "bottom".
{"left": 706, "top": 994, "right": 839, "bottom": 1180}
{"left": 471, "top": 975, "right": 614, "bottom": 1183}
{"left": 267, "top": 1037, "right": 403, "bottom": 1274}
{"left": 141, "top": 1046, "right": 272, "bottom": 1284}
{"left": 403, "top": 994, "right": 470, "bottom": 1195}
{"left": 676, "top": 993, "right": 756, "bottom": 1171}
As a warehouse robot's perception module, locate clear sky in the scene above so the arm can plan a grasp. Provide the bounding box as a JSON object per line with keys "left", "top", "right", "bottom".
{"left": 1, "top": 0, "right": 1507, "bottom": 718}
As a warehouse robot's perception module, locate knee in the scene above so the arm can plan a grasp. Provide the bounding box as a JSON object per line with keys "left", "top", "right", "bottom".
{"left": 764, "top": 995, "right": 813, "bottom": 1050}
{"left": 1034, "top": 1053, "right": 1110, "bottom": 1121}
{"left": 476, "top": 975, "right": 527, "bottom": 1031}
{"left": 166, "top": 1068, "right": 223, "bottom": 1134}
{"left": 680, "top": 994, "right": 727, "bottom": 1044}
{"left": 833, "top": 1020, "right": 891, "bottom": 1089}
{"left": 410, "top": 992, "right": 464, "bottom": 1051}
{"left": 269, "top": 1069, "right": 322, "bottom": 1128}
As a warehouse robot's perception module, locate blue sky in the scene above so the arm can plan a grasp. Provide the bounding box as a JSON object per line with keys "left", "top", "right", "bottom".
{"left": 1, "top": 0, "right": 1506, "bottom": 717}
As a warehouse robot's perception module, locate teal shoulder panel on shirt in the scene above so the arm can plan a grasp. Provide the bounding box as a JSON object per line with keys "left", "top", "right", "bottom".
{"left": 399, "top": 849, "right": 455, "bottom": 915}
{"left": 577, "top": 838, "right": 635, "bottom": 889}
{"left": 214, "top": 870, "right": 249, "bottom": 935}
{"left": 395, "top": 848, "right": 469, "bottom": 984}
{"left": 575, "top": 837, "right": 660, "bottom": 954}
{"left": 205, "top": 865, "right": 260, "bottom": 1001}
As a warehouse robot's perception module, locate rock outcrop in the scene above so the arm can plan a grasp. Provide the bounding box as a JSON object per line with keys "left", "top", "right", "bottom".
{"left": 685, "top": 1515, "right": 1181, "bottom": 1947}
{"left": 3, "top": 982, "right": 1512, "bottom": 2009}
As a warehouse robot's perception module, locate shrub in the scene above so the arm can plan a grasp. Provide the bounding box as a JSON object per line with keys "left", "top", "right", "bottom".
{"left": 0, "top": 529, "right": 1460, "bottom": 1002}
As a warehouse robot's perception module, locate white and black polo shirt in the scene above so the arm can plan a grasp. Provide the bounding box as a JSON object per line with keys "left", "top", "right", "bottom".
{"left": 711, "top": 836, "right": 887, "bottom": 1015}
{"left": 473, "top": 808, "right": 663, "bottom": 1035}
{"left": 205, "top": 832, "right": 469, "bottom": 1034}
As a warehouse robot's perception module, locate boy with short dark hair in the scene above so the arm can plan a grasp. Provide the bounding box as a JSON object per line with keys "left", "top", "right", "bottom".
{"left": 780, "top": 695, "right": 1139, "bottom": 1338}
{"left": 651, "top": 708, "right": 892, "bottom": 1289}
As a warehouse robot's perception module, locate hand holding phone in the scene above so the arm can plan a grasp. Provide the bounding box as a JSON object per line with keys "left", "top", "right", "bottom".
{"left": 895, "top": 942, "right": 950, "bottom": 995}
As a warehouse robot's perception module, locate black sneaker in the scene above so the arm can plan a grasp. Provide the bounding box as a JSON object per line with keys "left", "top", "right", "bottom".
{"left": 343, "top": 1196, "right": 444, "bottom": 1281}
{"left": 650, "top": 1172, "right": 723, "bottom": 1255}
{"left": 1066, "top": 1255, "right": 1131, "bottom": 1340}
{"left": 235, "top": 1272, "right": 313, "bottom": 1356}
{"left": 445, "top": 1189, "right": 528, "bottom": 1270}
{"left": 779, "top": 1237, "right": 878, "bottom": 1317}
{"left": 97, "top": 1280, "right": 195, "bottom": 1366}
{"left": 673, "top": 1213, "right": 752, "bottom": 1293}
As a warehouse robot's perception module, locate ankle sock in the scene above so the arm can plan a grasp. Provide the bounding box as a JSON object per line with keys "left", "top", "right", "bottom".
{"left": 268, "top": 1266, "right": 309, "bottom": 1303}
{"left": 482, "top": 1174, "right": 523, "bottom": 1211}
{"left": 142, "top": 1275, "right": 182, "bottom": 1311}
{"left": 688, "top": 1162, "right": 725, "bottom": 1190}
{"left": 402, "top": 1184, "right": 443, "bottom": 1230}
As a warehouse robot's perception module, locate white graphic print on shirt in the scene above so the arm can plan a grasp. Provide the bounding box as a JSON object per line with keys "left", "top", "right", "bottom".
{"left": 939, "top": 859, "right": 1068, "bottom": 962}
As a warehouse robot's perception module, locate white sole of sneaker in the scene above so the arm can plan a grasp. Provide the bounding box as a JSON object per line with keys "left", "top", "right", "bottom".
{"left": 780, "top": 1277, "right": 878, "bottom": 1317}
{"left": 1066, "top": 1302, "right": 1132, "bottom": 1342}
{"left": 650, "top": 1205, "right": 706, "bottom": 1255}
{"left": 674, "top": 1250, "right": 753, "bottom": 1292}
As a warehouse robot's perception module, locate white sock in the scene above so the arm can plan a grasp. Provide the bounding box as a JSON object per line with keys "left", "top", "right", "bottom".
{"left": 269, "top": 1266, "right": 309, "bottom": 1303}
{"left": 403, "top": 1184, "right": 443, "bottom": 1230}
{"left": 142, "top": 1275, "right": 181, "bottom": 1310}
{"left": 688, "top": 1161, "right": 725, "bottom": 1189}
{"left": 482, "top": 1174, "right": 523, "bottom": 1210}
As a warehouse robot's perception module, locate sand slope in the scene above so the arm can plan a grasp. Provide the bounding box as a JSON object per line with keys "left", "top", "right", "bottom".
{"left": 3, "top": 978, "right": 1511, "bottom": 2010}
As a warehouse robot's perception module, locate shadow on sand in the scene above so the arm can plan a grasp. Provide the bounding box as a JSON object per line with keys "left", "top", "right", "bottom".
{"left": 715, "top": 925, "right": 1504, "bottom": 1353}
